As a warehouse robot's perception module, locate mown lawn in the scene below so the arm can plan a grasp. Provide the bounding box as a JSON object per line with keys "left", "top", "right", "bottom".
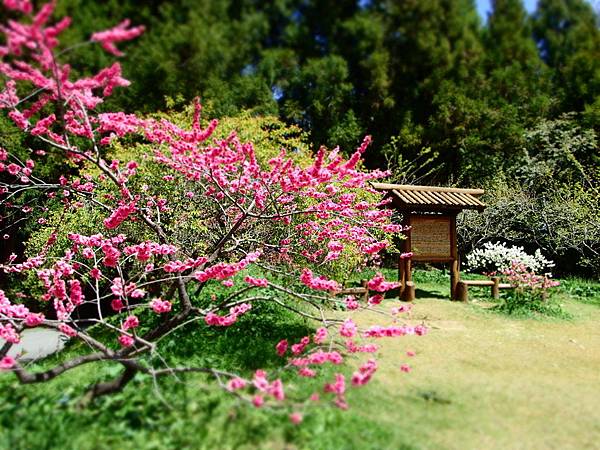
{"left": 1, "top": 272, "right": 599, "bottom": 450}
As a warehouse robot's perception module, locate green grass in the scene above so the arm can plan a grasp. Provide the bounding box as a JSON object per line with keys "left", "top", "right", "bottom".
{"left": 1, "top": 272, "right": 599, "bottom": 449}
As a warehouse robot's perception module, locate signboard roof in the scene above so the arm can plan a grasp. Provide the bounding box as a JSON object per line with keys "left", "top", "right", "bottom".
{"left": 371, "top": 183, "right": 485, "bottom": 211}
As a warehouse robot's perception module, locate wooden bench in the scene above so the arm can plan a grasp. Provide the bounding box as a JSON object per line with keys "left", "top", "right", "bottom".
{"left": 334, "top": 280, "right": 370, "bottom": 302}
{"left": 455, "top": 277, "right": 513, "bottom": 302}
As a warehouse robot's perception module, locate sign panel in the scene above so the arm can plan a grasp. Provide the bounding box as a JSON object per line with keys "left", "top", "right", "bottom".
{"left": 410, "top": 216, "right": 452, "bottom": 260}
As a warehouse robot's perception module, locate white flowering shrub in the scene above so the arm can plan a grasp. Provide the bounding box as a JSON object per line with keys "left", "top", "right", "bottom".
{"left": 466, "top": 242, "right": 555, "bottom": 274}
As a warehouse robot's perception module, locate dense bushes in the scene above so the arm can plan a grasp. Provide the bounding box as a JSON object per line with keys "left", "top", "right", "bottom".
{"left": 458, "top": 113, "right": 599, "bottom": 278}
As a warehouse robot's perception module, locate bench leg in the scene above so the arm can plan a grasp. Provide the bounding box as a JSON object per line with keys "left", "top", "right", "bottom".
{"left": 491, "top": 277, "right": 500, "bottom": 299}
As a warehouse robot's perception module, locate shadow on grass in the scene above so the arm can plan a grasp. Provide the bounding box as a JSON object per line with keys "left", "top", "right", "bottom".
{"left": 157, "top": 301, "right": 314, "bottom": 372}
{"left": 415, "top": 288, "right": 448, "bottom": 300}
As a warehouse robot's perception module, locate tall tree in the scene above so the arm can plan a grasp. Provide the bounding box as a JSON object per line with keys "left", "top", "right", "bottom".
{"left": 533, "top": 0, "right": 600, "bottom": 111}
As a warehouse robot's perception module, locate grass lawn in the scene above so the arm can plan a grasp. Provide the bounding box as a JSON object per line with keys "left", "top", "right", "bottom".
{"left": 1, "top": 271, "right": 599, "bottom": 450}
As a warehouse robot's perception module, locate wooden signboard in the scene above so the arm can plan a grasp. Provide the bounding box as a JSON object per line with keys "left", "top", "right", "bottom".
{"left": 371, "top": 183, "right": 485, "bottom": 302}
{"left": 398, "top": 213, "right": 459, "bottom": 301}
{"left": 409, "top": 216, "right": 453, "bottom": 261}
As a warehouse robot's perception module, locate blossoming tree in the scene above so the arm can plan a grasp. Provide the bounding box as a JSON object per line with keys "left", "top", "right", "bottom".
{"left": 0, "top": 0, "right": 424, "bottom": 417}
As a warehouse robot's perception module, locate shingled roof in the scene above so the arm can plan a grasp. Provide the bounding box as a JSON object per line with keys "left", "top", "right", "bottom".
{"left": 371, "top": 183, "right": 486, "bottom": 211}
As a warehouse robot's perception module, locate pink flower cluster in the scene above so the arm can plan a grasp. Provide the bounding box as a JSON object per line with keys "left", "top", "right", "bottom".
{"left": 324, "top": 373, "right": 347, "bottom": 409}
{"left": 204, "top": 303, "right": 252, "bottom": 327}
{"left": 90, "top": 19, "right": 145, "bottom": 57}
{"left": 111, "top": 277, "right": 145, "bottom": 299}
{"left": 339, "top": 318, "right": 357, "bottom": 338}
{"left": 122, "top": 315, "right": 139, "bottom": 330}
{"left": 163, "top": 256, "right": 208, "bottom": 273}
{"left": 0, "top": 323, "right": 20, "bottom": 344}
{"left": 124, "top": 241, "right": 178, "bottom": 261}
{"left": 0, "top": 290, "right": 45, "bottom": 333}
{"left": 291, "top": 350, "right": 344, "bottom": 367}
{"left": 194, "top": 251, "right": 261, "bottom": 283}
{"left": 244, "top": 276, "right": 268, "bottom": 287}
{"left": 0, "top": 1, "right": 425, "bottom": 415}
{"left": 502, "top": 262, "right": 560, "bottom": 291}
{"left": 275, "top": 339, "right": 288, "bottom": 356}
{"left": 149, "top": 298, "right": 172, "bottom": 314}
{"left": 3, "top": 0, "right": 32, "bottom": 14}
{"left": 363, "top": 324, "right": 428, "bottom": 338}
{"left": 351, "top": 359, "right": 377, "bottom": 386}
{"left": 367, "top": 272, "right": 400, "bottom": 292}
{"left": 313, "top": 327, "right": 328, "bottom": 344}
{"left": 345, "top": 340, "right": 378, "bottom": 353}
{"left": 0, "top": 355, "right": 16, "bottom": 370}
{"left": 345, "top": 295, "right": 360, "bottom": 310}
{"left": 103, "top": 201, "right": 136, "bottom": 229}
{"left": 299, "top": 268, "right": 340, "bottom": 291}
{"left": 291, "top": 336, "right": 311, "bottom": 355}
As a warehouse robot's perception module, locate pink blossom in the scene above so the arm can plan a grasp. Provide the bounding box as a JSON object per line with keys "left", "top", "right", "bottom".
{"left": 122, "top": 315, "right": 139, "bottom": 330}
{"left": 391, "top": 304, "right": 412, "bottom": 315}
{"left": 400, "top": 364, "right": 411, "bottom": 373}
{"left": 324, "top": 373, "right": 346, "bottom": 396}
{"left": 25, "top": 312, "right": 44, "bottom": 327}
{"left": 339, "top": 319, "right": 357, "bottom": 338}
{"left": 7, "top": 163, "right": 20, "bottom": 175}
{"left": 90, "top": 268, "right": 102, "bottom": 280}
{"left": 351, "top": 359, "right": 377, "bottom": 386}
{"left": 59, "top": 323, "right": 77, "bottom": 337}
{"left": 300, "top": 268, "right": 340, "bottom": 291}
{"left": 406, "top": 350, "right": 416, "bottom": 357}
{"left": 0, "top": 324, "right": 20, "bottom": 343}
{"left": 68, "top": 279, "right": 83, "bottom": 305}
{"left": 275, "top": 339, "right": 288, "bottom": 357}
{"left": 111, "top": 298, "right": 124, "bottom": 311}
{"left": 104, "top": 201, "right": 136, "bottom": 229}
{"left": 313, "top": 327, "right": 328, "bottom": 344}
{"left": 267, "top": 379, "right": 285, "bottom": 401}
{"left": 244, "top": 275, "right": 268, "bottom": 287}
{"left": 291, "top": 336, "right": 310, "bottom": 355}
{"left": 3, "top": 0, "right": 32, "bottom": 14}
{"left": 345, "top": 295, "right": 359, "bottom": 310}
{"left": 0, "top": 356, "right": 15, "bottom": 370}
{"left": 367, "top": 272, "right": 400, "bottom": 292}
{"left": 118, "top": 334, "right": 134, "bottom": 347}
{"left": 91, "top": 20, "right": 145, "bottom": 57}
{"left": 289, "top": 412, "right": 303, "bottom": 425}
{"left": 227, "top": 377, "right": 247, "bottom": 391}
{"left": 150, "top": 298, "right": 172, "bottom": 314}
{"left": 252, "top": 395, "right": 264, "bottom": 408}
{"left": 368, "top": 294, "right": 383, "bottom": 306}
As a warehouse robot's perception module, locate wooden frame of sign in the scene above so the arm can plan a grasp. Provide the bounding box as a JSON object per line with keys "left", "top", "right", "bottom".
{"left": 398, "top": 213, "right": 460, "bottom": 301}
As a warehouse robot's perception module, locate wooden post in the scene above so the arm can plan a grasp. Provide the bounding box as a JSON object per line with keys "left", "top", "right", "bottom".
{"left": 456, "top": 281, "right": 468, "bottom": 302}
{"left": 450, "top": 257, "right": 460, "bottom": 300}
{"left": 398, "top": 254, "right": 406, "bottom": 298}
{"left": 402, "top": 281, "right": 416, "bottom": 302}
{"left": 361, "top": 279, "right": 369, "bottom": 303}
{"left": 398, "top": 215, "right": 411, "bottom": 299}
{"left": 491, "top": 277, "right": 500, "bottom": 299}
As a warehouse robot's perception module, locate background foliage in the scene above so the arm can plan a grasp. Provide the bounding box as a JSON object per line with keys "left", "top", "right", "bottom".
{"left": 7, "top": 0, "right": 591, "bottom": 185}
{"left": 1, "top": 0, "right": 599, "bottom": 277}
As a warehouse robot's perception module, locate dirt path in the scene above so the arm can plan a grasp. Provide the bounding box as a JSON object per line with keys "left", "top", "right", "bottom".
{"left": 354, "top": 299, "right": 600, "bottom": 450}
